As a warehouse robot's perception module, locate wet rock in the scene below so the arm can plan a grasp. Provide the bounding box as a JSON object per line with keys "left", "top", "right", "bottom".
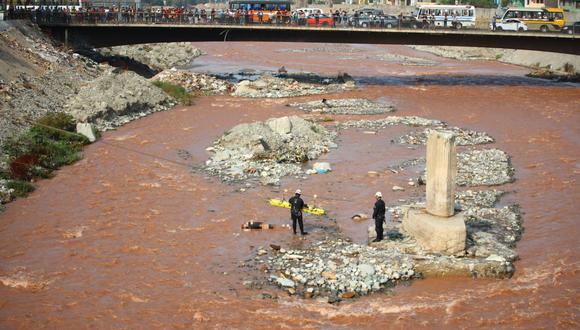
{"left": 276, "top": 277, "right": 295, "bottom": 288}
{"left": 351, "top": 213, "right": 369, "bottom": 221}
{"left": 66, "top": 71, "right": 175, "bottom": 131}
{"left": 231, "top": 73, "right": 353, "bottom": 98}
{"left": 76, "top": 123, "right": 96, "bottom": 142}
{"left": 288, "top": 98, "right": 395, "bottom": 115}
{"left": 397, "top": 127, "right": 494, "bottom": 146}
{"left": 99, "top": 43, "right": 202, "bottom": 71}
{"left": 341, "top": 292, "right": 356, "bottom": 299}
{"left": 151, "top": 69, "right": 232, "bottom": 95}
{"left": 263, "top": 239, "right": 414, "bottom": 297}
{"left": 338, "top": 116, "right": 443, "bottom": 130}
{"left": 393, "top": 149, "right": 514, "bottom": 187}
{"left": 205, "top": 116, "right": 336, "bottom": 185}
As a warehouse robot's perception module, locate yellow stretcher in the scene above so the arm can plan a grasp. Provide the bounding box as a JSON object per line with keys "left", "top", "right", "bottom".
{"left": 268, "top": 199, "right": 326, "bottom": 216}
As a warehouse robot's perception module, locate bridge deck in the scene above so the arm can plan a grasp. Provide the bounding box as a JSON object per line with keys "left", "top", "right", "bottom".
{"left": 40, "top": 23, "right": 580, "bottom": 55}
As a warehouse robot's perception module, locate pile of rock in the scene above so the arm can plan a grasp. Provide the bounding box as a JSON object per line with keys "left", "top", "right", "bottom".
{"left": 375, "top": 189, "right": 522, "bottom": 278}
{"left": 456, "top": 149, "right": 514, "bottom": 186}
{"left": 205, "top": 116, "right": 336, "bottom": 185}
{"left": 288, "top": 98, "right": 395, "bottom": 115}
{"left": 337, "top": 116, "right": 443, "bottom": 130}
{"left": 232, "top": 74, "right": 354, "bottom": 98}
{"left": 392, "top": 148, "right": 514, "bottom": 187}
{"left": 372, "top": 54, "right": 438, "bottom": 66}
{"left": 65, "top": 70, "right": 176, "bottom": 131}
{"left": 98, "top": 43, "right": 202, "bottom": 71}
{"left": 397, "top": 127, "right": 494, "bottom": 146}
{"left": 264, "top": 239, "right": 414, "bottom": 299}
{"left": 151, "top": 69, "right": 233, "bottom": 95}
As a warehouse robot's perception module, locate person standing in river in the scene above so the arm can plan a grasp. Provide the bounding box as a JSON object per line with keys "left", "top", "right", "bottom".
{"left": 289, "top": 189, "right": 308, "bottom": 236}
{"left": 372, "top": 191, "right": 386, "bottom": 242}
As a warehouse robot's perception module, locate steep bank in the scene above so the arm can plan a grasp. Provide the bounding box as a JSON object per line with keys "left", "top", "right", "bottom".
{"left": 412, "top": 45, "right": 580, "bottom": 74}
{"left": 0, "top": 21, "right": 202, "bottom": 205}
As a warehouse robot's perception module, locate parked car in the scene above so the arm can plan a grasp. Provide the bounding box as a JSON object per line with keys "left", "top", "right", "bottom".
{"left": 399, "top": 15, "right": 422, "bottom": 29}
{"left": 561, "top": 21, "right": 580, "bottom": 34}
{"left": 306, "top": 14, "right": 333, "bottom": 27}
{"left": 295, "top": 7, "right": 323, "bottom": 18}
{"left": 356, "top": 14, "right": 399, "bottom": 28}
{"left": 492, "top": 18, "right": 528, "bottom": 32}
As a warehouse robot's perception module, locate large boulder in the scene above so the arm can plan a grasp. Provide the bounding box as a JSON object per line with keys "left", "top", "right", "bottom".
{"left": 99, "top": 43, "right": 202, "bottom": 71}
{"left": 65, "top": 71, "right": 175, "bottom": 130}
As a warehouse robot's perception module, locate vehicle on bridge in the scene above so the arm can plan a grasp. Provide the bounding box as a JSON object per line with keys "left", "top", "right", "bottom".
{"left": 295, "top": 7, "right": 323, "bottom": 18}
{"left": 355, "top": 14, "right": 399, "bottom": 29}
{"left": 228, "top": 0, "right": 290, "bottom": 23}
{"left": 415, "top": 5, "right": 476, "bottom": 29}
{"left": 499, "top": 7, "right": 565, "bottom": 32}
{"left": 491, "top": 18, "right": 529, "bottom": 32}
{"left": 561, "top": 21, "right": 580, "bottom": 34}
{"left": 306, "top": 14, "right": 333, "bottom": 27}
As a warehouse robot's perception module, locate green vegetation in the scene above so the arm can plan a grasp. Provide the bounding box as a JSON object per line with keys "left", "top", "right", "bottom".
{"left": 152, "top": 80, "right": 195, "bottom": 105}
{"left": 1, "top": 113, "right": 91, "bottom": 200}
{"left": 6, "top": 180, "right": 35, "bottom": 198}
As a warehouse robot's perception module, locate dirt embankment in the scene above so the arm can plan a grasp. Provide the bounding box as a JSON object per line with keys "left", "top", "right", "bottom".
{"left": 412, "top": 45, "right": 580, "bottom": 74}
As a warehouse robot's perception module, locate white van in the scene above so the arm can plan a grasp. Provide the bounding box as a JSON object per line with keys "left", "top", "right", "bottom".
{"left": 295, "top": 8, "right": 324, "bottom": 17}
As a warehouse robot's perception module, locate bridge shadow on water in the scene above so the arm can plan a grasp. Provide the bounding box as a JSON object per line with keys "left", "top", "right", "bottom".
{"left": 352, "top": 74, "right": 579, "bottom": 87}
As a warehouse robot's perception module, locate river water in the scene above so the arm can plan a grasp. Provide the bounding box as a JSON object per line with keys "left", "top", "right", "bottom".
{"left": 0, "top": 43, "right": 578, "bottom": 328}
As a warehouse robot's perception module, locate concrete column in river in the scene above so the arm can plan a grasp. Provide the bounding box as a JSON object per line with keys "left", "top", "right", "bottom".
{"left": 426, "top": 131, "right": 457, "bottom": 217}
{"left": 402, "top": 131, "right": 466, "bottom": 255}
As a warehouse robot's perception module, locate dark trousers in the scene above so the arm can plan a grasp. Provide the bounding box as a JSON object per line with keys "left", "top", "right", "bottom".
{"left": 375, "top": 217, "right": 384, "bottom": 240}
{"left": 292, "top": 214, "right": 304, "bottom": 234}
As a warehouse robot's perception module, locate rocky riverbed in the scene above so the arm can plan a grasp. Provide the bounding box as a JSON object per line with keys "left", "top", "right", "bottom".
{"left": 288, "top": 98, "right": 395, "bottom": 115}
{"left": 232, "top": 73, "right": 355, "bottom": 98}
{"left": 66, "top": 70, "right": 176, "bottom": 131}
{"left": 371, "top": 189, "right": 522, "bottom": 278}
{"left": 204, "top": 116, "right": 336, "bottom": 185}
{"left": 258, "top": 239, "right": 415, "bottom": 301}
{"left": 99, "top": 42, "right": 203, "bottom": 71}
{"left": 151, "top": 68, "right": 233, "bottom": 95}
{"left": 397, "top": 127, "right": 495, "bottom": 146}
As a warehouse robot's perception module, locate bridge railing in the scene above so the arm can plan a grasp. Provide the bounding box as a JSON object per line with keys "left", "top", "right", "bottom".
{"left": 6, "top": 7, "right": 482, "bottom": 32}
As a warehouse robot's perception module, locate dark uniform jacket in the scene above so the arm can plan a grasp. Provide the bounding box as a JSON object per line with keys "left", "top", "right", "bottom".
{"left": 373, "top": 198, "right": 386, "bottom": 220}
{"left": 289, "top": 195, "right": 307, "bottom": 217}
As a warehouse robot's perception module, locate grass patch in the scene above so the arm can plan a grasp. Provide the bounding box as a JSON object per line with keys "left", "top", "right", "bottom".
{"left": 6, "top": 180, "right": 35, "bottom": 198}
{"left": 152, "top": 80, "right": 195, "bottom": 105}
{"left": 3, "top": 112, "right": 89, "bottom": 184}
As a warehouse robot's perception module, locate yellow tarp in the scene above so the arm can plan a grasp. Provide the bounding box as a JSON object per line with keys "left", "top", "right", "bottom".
{"left": 269, "top": 198, "right": 326, "bottom": 216}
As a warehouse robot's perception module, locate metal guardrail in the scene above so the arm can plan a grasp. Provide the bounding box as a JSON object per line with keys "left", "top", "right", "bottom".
{"left": 2, "top": 7, "right": 559, "bottom": 34}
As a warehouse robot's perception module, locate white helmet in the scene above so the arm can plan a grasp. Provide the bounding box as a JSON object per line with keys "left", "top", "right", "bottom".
{"left": 375, "top": 191, "right": 382, "bottom": 198}
{"left": 295, "top": 189, "right": 302, "bottom": 195}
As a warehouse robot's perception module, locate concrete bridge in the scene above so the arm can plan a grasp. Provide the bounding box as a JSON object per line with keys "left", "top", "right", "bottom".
{"left": 40, "top": 23, "right": 580, "bottom": 55}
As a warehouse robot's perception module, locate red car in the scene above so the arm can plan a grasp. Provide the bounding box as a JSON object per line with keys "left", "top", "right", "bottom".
{"left": 306, "top": 14, "right": 334, "bottom": 27}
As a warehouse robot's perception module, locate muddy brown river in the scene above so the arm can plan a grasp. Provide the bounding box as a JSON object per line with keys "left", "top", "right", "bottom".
{"left": 0, "top": 43, "right": 579, "bottom": 328}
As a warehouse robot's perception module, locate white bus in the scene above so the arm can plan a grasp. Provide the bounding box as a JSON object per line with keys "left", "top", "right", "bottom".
{"left": 415, "top": 5, "right": 476, "bottom": 29}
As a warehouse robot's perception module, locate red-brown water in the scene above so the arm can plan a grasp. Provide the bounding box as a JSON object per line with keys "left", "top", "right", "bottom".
{"left": 0, "top": 43, "right": 578, "bottom": 328}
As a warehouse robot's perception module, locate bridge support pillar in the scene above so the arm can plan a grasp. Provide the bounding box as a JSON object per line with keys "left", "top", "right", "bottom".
{"left": 64, "top": 28, "right": 68, "bottom": 49}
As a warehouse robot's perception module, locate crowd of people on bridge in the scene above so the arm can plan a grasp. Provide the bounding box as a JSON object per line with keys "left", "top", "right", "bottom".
{"left": 5, "top": 5, "right": 406, "bottom": 28}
